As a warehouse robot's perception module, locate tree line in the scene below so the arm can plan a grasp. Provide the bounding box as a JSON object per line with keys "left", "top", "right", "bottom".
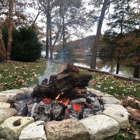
{"left": 98, "top": 0, "right": 140, "bottom": 78}
{"left": 0, "top": 0, "right": 140, "bottom": 78}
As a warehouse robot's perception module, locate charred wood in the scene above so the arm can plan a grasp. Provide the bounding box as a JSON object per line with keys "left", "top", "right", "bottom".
{"left": 32, "top": 72, "right": 92, "bottom": 99}
{"left": 31, "top": 85, "right": 57, "bottom": 99}
{"left": 59, "top": 63, "right": 79, "bottom": 74}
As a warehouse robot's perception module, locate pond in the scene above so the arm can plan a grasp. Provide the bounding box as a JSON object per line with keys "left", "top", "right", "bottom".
{"left": 51, "top": 52, "right": 140, "bottom": 78}
{"left": 74, "top": 55, "right": 137, "bottom": 78}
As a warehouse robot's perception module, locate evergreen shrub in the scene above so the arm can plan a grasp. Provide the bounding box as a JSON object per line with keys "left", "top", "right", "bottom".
{"left": 11, "top": 27, "right": 42, "bottom": 62}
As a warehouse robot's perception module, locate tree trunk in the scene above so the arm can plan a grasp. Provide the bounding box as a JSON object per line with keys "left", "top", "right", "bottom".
{"left": 90, "top": 0, "right": 108, "bottom": 69}
{"left": 46, "top": 0, "right": 52, "bottom": 60}
{"left": 134, "top": 65, "right": 139, "bottom": 78}
{"left": 46, "top": 7, "right": 49, "bottom": 59}
{"left": 115, "top": 16, "right": 123, "bottom": 74}
{"left": 62, "top": 14, "right": 66, "bottom": 63}
{"left": 133, "top": 46, "right": 140, "bottom": 78}
{"left": 59, "top": 5, "right": 66, "bottom": 63}
{"left": 7, "top": 0, "right": 14, "bottom": 60}
{"left": 0, "top": 29, "right": 7, "bottom": 62}
{"left": 50, "top": 10, "right": 53, "bottom": 60}
{"left": 116, "top": 57, "right": 120, "bottom": 74}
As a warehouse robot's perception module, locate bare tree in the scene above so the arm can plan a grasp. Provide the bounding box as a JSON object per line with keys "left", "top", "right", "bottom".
{"left": 38, "top": 0, "right": 52, "bottom": 59}
{"left": 6, "top": 0, "right": 15, "bottom": 60}
{"left": 53, "top": 0, "right": 83, "bottom": 62}
{"left": 90, "top": 0, "right": 110, "bottom": 69}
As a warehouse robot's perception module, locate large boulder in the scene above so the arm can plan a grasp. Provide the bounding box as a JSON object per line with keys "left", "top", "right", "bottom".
{"left": 103, "top": 104, "right": 129, "bottom": 129}
{"left": 0, "top": 102, "right": 10, "bottom": 109}
{"left": 19, "top": 121, "right": 47, "bottom": 140}
{"left": 0, "top": 116, "right": 34, "bottom": 140}
{"left": 45, "top": 119, "right": 89, "bottom": 140}
{"left": 80, "top": 115, "right": 120, "bottom": 140}
{"left": 0, "top": 108, "right": 18, "bottom": 123}
{"left": 0, "top": 89, "right": 25, "bottom": 101}
{"left": 0, "top": 97, "right": 9, "bottom": 102}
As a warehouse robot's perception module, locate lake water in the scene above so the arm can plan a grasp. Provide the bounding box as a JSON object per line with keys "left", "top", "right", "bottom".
{"left": 52, "top": 52, "right": 139, "bottom": 78}
{"left": 74, "top": 56, "right": 136, "bottom": 77}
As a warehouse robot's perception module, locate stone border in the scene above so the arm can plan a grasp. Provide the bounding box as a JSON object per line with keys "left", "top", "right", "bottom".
{"left": 0, "top": 88, "right": 129, "bottom": 140}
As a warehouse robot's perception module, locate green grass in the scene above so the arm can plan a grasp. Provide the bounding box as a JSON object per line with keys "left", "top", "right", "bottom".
{"left": 80, "top": 69, "right": 140, "bottom": 99}
{"left": 0, "top": 59, "right": 46, "bottom": 91}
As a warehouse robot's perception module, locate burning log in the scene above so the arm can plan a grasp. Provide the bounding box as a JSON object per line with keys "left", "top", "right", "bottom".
{"left": 31, "top": 85, "right": 56, "bottom": 99}
{"left": 58, "top": 63, "right": 79, "bottom": 74}
{"left": 49, "top": 72, "right": 92, "bottom": 93}
{"left": 32, "top": 63, "right": 92, "bottom": 99}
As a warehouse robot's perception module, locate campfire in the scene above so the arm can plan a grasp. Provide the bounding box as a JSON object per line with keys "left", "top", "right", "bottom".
{"left": 13, "top": 63, "right": 104, "bottom": 122}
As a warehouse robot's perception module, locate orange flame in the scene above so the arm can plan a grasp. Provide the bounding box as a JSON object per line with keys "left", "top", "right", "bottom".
{"left": 60, "top": 98, "right": 70, "bottom": 106}
{"left": 55, "top": 94, "right": 61, "bottom": 100}
{"left": 55, "top": 93, "right": 70, "bottom": 106}
{"left": 42, "top": 98, "right": 52, "bottom": 104}
{"left": 73, "top": 103, "right": 82, "bottom": 112}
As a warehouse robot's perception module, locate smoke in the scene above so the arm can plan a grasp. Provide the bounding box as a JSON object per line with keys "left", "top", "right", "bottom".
{"left": 38, "top": 59, "right": 61, "bottom": 84}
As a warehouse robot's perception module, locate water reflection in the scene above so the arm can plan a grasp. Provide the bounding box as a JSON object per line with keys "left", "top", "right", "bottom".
{"left": 74, "top": 56, "right": 136, "bottom": 77}
{"left": 53, "top": 52, "right": 139, "bottom": 77}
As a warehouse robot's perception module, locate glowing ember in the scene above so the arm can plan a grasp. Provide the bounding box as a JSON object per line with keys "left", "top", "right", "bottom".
{"left": 55, "top": 93, "right": 70, "bottom": 106}
{"left": 73, "top": 103, "right": 82, "bottom": 112}
{"left": 60, "top": 98, "right": 70, "bottom": 106}
{"left": 42, "top": 98, "right": 52, "bottom": 104}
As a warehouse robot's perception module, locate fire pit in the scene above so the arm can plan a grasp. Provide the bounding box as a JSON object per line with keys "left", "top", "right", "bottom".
{"left": 14, "top": 63, "right": 105, "bottom": 122}
{"left": 0, "top": 62, "right": 130, "bottom": 140}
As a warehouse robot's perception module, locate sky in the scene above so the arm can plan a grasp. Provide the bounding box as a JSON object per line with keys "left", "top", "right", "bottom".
{"left": 27, "top": 0, "right": 110, "bottom": 41}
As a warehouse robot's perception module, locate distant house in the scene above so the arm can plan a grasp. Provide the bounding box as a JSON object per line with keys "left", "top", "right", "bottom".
{"left": 41, "top": 51, "right": 46, "bottom": 59}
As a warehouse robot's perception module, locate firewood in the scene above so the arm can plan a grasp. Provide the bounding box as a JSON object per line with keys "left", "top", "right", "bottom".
{"left": 31, "top": 63, "right": 92, "bottom": 99}
{"left": 126, "top": 106, "right": 140, "bottom": 122}
{"left": 49, "top": 72, "right": 92, "bottom": 90}
{"left": 122, "top": 95, "right": 140, "bottom": 111}
{"left": 59, "top": 63, "right": 79, "bottom": 74}
{"left": 31, "top": 85, "right": 57, "bottom": 99}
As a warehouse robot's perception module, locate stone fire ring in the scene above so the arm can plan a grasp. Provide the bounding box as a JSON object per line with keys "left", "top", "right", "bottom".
{"left": 0, "top": 87, "right": 129, "bottom": 140}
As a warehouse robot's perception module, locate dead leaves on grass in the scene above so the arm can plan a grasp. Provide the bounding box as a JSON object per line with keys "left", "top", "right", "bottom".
{"left": 0, "top": 60, "right": 46, "bottom": 91}
{"left": 80, "top": 69, "right": 140, "bottom": 98}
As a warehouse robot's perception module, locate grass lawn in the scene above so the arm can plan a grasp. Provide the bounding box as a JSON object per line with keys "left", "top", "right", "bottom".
{"left": 0, "top": 60, "right": 140, "bottom": 139}
{"left": 0, "top": 59, "right": 46, "bottom": 91}
{"left": 1, "top": 60, "right": 139, "bottom": 98}
{"left": 80, "top": 69, "right": 140, "bottom": 100}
